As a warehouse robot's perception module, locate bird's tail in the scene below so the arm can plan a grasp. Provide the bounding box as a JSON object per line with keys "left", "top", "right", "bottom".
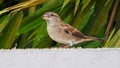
{"left": 74, "top": 36, "right": 107, "bottom": 44}
{"left": 85, "top": 36, "right": 107, "bottom": 41}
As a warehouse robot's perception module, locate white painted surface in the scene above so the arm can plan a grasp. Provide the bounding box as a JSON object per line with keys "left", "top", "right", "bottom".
{"left": 0, "top": 48, "right": 120, "bottom": 68}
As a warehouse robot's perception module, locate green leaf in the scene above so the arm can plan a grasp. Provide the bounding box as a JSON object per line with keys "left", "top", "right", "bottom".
{"left": 73, "top": 0, "right": 94, "bottom": 29}
{"left": 74, "top": 0, "right": 80, "bottom": 15}
{"left": 60, "top": 0, "right": 70, "bottom": 12}
{"left": 83, "top": 0, "right": 107, "bottom": 34}
{"left": 105, "top": 29, "right": 120, "bottom": 48}
{"left": 37, "top": 33, "right": 55, "bottom": 48}
{"left": 89, "top": 0, "right": 114, "bottom": 37}
{"left": 104, "top": 28, "right": 115, "bottom": 47}
{"left": 21, "top": 0, "right": 64, "bottom": 27}
{"left": 115, "top": 5, "right": 120, "bottom": 32}
{"left": 0, "top": 11, "right": 23, "bottom": 49}
{"left": 81, "top": 0, "right": 91, "bottom": 12}
{"left": 0, "top": 0, "right": 3, "bottom": 5}
{"left": 17, "top": 18, "right": 44, "bottom": 36}
{"left": 31, "top": 21, "right": 47, "bottom": 48}
{"left": 0, "top": 14, "right": 10, "bottom": 33}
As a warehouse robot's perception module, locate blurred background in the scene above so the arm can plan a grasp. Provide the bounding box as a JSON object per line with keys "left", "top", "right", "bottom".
{"left": 0, "top": 0, "right": 120, "bottom": 49}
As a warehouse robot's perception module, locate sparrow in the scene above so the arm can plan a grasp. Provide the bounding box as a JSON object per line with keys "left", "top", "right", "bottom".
{"left": 43, "top": 12, "right": 103, "bottom": 47}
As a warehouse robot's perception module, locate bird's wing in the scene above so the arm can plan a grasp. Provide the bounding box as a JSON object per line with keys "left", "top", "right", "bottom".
{"left": 59, "top": 23, "right": 86, "bottom": 38}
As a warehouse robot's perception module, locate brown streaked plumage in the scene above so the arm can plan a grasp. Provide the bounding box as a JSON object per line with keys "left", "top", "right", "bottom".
{"left": 43, "top": 12, "right": 102, "bottom": 47}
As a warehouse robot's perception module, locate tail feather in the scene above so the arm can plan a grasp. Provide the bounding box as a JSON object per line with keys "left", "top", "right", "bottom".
{"left": 74, "top": 36, "right": 107, "bottom": 44}
{"left": 85, "top": 36, "right": 107, "bottom": 42}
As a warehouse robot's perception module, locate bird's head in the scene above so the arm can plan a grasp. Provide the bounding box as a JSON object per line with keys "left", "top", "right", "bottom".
{"left": 43, "top": 12, "right": 62, "bottom": 25}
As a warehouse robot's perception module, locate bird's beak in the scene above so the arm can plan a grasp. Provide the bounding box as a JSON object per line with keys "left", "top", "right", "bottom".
{"left": 43, "top": 14, "right": 49, "bottom": 20}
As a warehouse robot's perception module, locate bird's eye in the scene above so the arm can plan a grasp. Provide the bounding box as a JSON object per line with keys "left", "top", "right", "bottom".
{"left": 50, "top": 14, "right": 54, "bottom": 16}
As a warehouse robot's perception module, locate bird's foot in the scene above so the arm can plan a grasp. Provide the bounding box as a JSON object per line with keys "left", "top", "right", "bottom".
{"left": 60, "top": 44, "right": 70, "bottom": 48}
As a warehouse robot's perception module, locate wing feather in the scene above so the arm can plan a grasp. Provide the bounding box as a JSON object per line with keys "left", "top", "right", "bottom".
{"left": 59, "top": 23, "right": 86, "bottom": 38}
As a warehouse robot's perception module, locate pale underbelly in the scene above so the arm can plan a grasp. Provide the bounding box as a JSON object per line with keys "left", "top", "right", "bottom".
{"left": 47, "top": 26, "right": 76, "bottom": 44}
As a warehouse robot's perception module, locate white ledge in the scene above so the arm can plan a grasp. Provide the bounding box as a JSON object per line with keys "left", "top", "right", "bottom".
{"left": 0, "top": 48, "right": 120, "bottom": 68}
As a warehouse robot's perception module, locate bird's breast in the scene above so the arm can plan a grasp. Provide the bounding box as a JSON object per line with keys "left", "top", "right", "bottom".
{"left": 47, "top": 26, "right": 63, "bottom": 41}
{"left": 47, "top": 26, "right": 76, "bottom": 44}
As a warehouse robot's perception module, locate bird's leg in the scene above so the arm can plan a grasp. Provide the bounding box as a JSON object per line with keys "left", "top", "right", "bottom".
{"left": 69, "top": 41, "right": 73, "bottom": 46}
{"left": 60, "top": 44, "right": 70, "bottom": 48}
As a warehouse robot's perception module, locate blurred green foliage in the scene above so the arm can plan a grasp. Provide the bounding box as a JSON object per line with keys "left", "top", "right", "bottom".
{"left": 0, "top": 0, "right": 120, "bottom": 49}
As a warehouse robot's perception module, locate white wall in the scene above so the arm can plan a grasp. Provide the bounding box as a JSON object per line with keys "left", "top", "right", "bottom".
{"left": 0, "top": 48, "right": 120, "bottom": 68}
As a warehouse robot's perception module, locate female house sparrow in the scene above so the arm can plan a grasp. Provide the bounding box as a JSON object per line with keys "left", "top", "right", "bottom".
{"left": 43, "top": 12, "right": 102, "bottom": 46}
